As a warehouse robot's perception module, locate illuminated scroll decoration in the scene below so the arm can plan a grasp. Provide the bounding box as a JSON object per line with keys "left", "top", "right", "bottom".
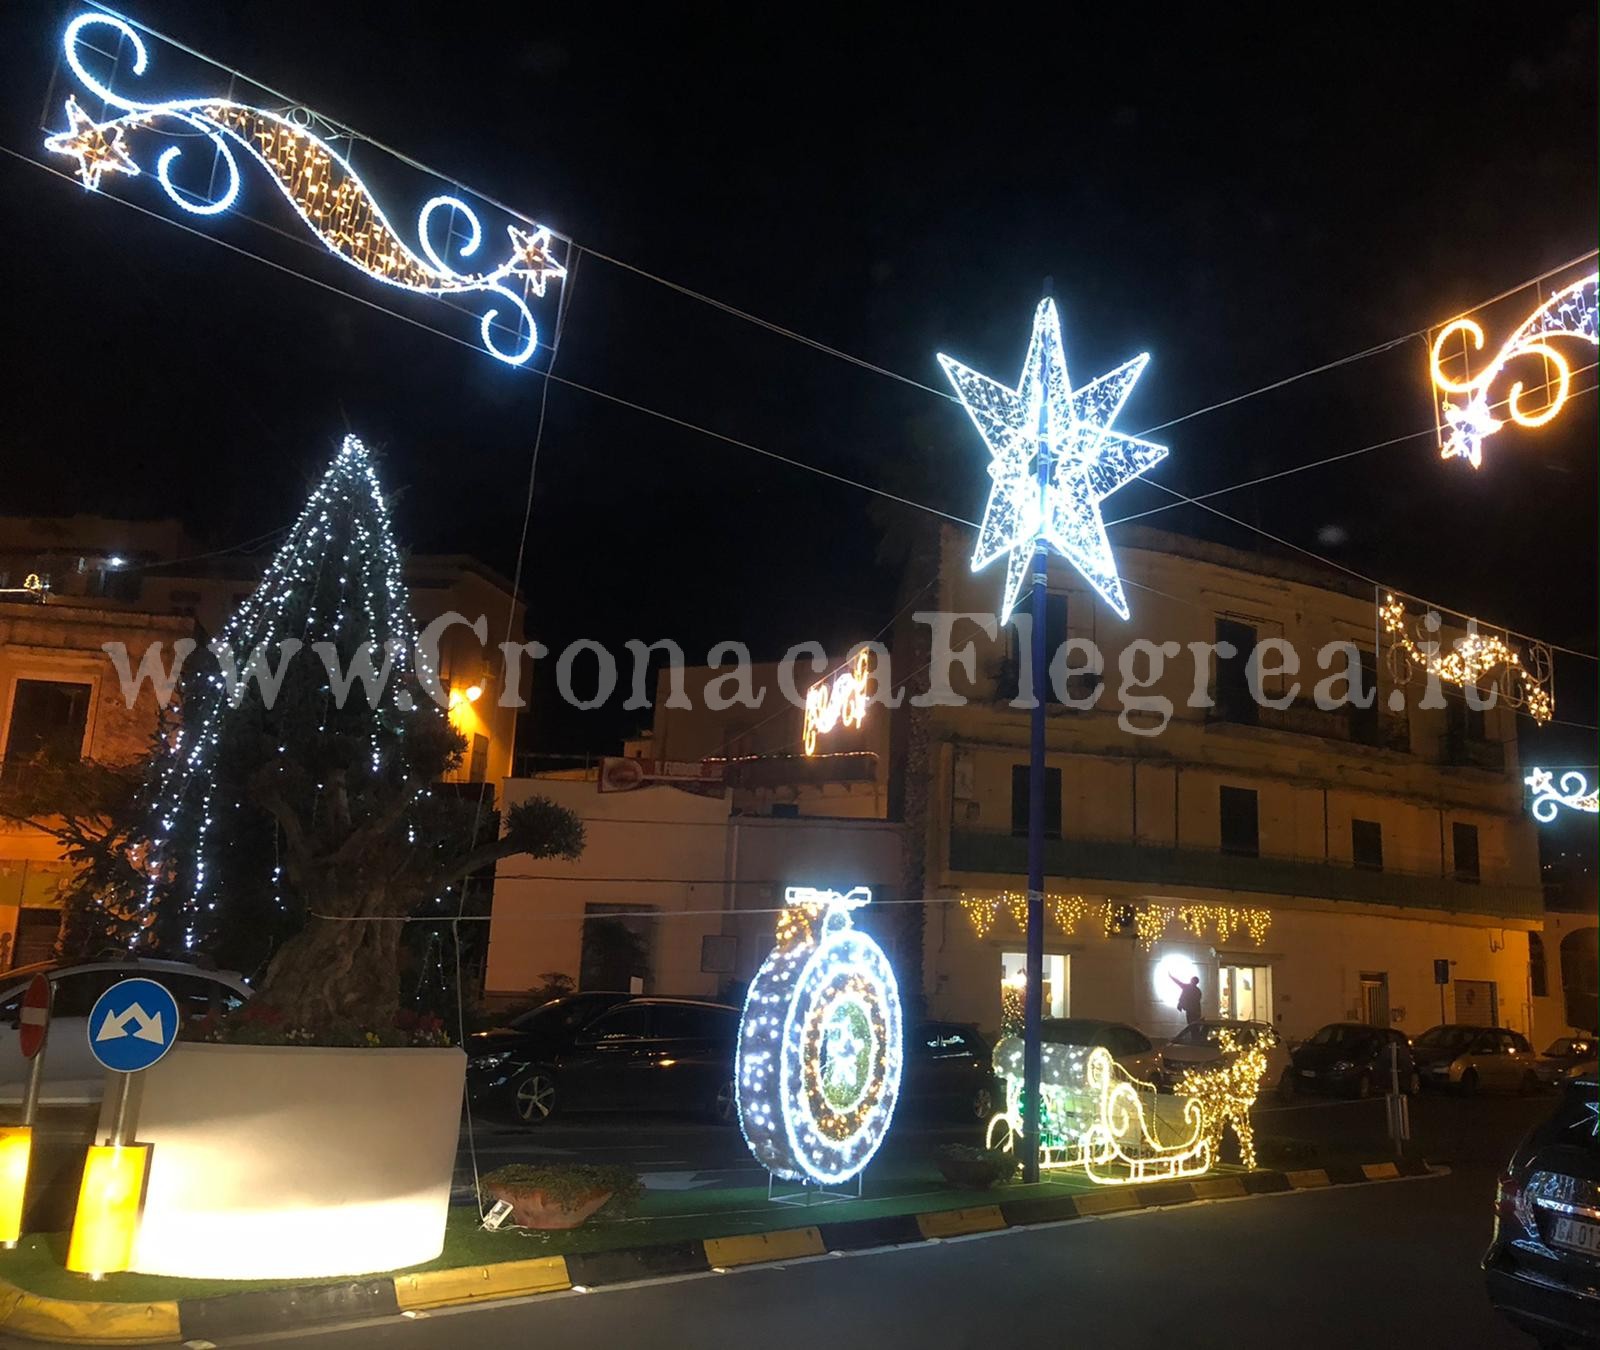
{"left": 44, "top": 13, "right": 567, "bottom": 365}
{"left": 1525, "top": 768, "right": 1599, "bottom": 823}
{"left": 1379, "top": 591, "right": 1553, "bottom": 724}
{"left": 959, "top": 892, "right": 1269, "bottom": 951}
{"left": 986, "top": 1039, "right": 1210, "bottom": 1184}
{"left": 1431, "top": 275, "right": 1598, "bottom": 468}
{"left": 802, "top": 649, "right": 871, "bottom": 756}
{"left": 736, "top": 886, "right": 903, "bottom": 1186}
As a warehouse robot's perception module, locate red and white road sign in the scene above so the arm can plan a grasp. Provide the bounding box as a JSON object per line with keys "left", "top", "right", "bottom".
{"left": 19, "top": 975, "right": 50, "bottom": 1060}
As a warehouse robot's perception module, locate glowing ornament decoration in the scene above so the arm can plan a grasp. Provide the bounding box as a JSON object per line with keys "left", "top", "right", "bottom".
{"left": 1380, "top": 591, "right": 1553, "bottom": 724}
{"left": 44, "top": 13, "right": 567, "bottom": 365}
{"left": 735, "top": 886, "right": 904, "bottom": 1186}
{"left": 1431, "top": 275, "right": 1598, "bottom": 468}
{"left": 939, "top": 299, "right": 1167, "bottom": 623}
{"left": 1525, "top": 767, "right": 1599, "bottom": 822}
{"left": 802, "top": 649, "right": 871, "bottom": 756}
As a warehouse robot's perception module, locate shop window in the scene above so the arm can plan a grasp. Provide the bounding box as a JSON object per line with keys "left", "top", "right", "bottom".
{"left": 1010, "top": 765, "right": 1061, "bottom": 838}
{"left": 1219, "top": 785, "right": 1259, "bottom": 857}
{"left": 1351, "top": 818, "right": 1383, "bottom": 870}
{"left": 1218, "top": 963, "right": 1273, "bottom": 1023}
{"left": 999, "top": 950, "right": 1068, "bottom": 1026}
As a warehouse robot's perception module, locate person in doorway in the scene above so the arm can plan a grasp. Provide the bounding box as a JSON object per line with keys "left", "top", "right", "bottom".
{"left": 1170, "top": 973, "right": 1203, "bottom": 1024}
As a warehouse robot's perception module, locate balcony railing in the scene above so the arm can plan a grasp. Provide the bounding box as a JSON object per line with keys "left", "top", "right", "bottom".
{"left": 1207, "top": 690, "right": 1411, "bottom": 753}
{"left": 947, "top": 829, "right": 1543, "bottom": 921}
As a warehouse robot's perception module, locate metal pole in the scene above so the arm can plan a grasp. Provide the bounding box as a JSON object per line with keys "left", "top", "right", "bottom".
{"left": 1021, "top": 290, "right": 1053, "bottom": 1185}
{"left": 107, "top": 1073, "right": 135, "bottom": 1148}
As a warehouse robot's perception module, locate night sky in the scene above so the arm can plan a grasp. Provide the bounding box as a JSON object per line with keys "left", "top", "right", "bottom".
{"left": 0, "top": 3, "right": 1595, "bottom": 779}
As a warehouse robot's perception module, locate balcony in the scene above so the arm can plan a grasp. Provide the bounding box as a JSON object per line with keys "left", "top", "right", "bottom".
{"left": 1208, "top": 691, "right": 1410, "bottom": 753}
{"left": 1443, "top": 731, "right": 1505, "bottom": 773}
{"left": 947, "top": 829, "right": 1543, "bottom": 921}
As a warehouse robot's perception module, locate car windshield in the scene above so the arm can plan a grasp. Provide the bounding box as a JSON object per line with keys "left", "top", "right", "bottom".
{"left": 1415, "top": 1026, "right": 1478, "bottom": 1051}
{"left": 1309, "top": 1025, "right": 1378, "bottom": 1050}
{"left": 1041, "top": 1020, "right": 1104, "bottom": 1047}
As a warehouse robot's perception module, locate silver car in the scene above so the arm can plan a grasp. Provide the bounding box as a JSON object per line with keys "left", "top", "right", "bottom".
{"left": 0, "top": 958, "right": 250, "bottom": 1104}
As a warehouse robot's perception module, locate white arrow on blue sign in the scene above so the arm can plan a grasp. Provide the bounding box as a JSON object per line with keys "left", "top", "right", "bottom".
{"left": 87, "top": 978, "right": 181, "bottom": 1073}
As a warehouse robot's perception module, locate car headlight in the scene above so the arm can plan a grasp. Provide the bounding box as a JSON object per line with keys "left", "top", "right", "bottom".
{"left": 472, "top": 1052, "right": 508, "bottom": 1070}
{"left": 1330, "top": 1059, "right": 1353, "bottom": 1072}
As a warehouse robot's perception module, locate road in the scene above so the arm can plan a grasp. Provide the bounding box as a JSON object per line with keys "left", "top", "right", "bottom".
{"left": 245, "top": 1091, "right": 1535, "bottom": 1350}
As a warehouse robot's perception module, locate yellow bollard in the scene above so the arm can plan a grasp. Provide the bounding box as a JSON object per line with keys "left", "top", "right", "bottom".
{"left": 0, "top": 1127, "right": 31, "bottom": 1246}
{"left": 65, "top": 1144, "right": 149, "bottom": 1278}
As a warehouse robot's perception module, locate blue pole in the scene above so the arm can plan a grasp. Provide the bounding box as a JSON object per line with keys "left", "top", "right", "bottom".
{"left": 1021, "top": 295, "right": 1052, "bottom": 1185}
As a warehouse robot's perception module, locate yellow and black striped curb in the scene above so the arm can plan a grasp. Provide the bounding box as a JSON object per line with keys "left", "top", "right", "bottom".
{"left": 0, "top": 1158, "right": 1439, "bottom": 1344}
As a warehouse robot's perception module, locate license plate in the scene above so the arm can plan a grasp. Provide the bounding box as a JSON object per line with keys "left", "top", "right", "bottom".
{"left": 1551, "top": 1215, "right": 1600, "bottom": 1256}
{"left": 1300, "top": 1069, "right": 1315, "bottom": 1077}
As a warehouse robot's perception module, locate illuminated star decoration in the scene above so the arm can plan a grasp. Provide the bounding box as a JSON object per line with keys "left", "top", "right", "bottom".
{"left": 506, "top": 225, "right": 567, "bottom": 296}
{"left": 43, "top": 95, "right": 142, "bottom": 191}
{"left": 939, "top": 299, "right": 1167, "bottom": 624}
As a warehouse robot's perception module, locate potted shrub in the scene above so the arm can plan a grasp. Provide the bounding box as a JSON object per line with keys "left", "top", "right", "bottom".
{"left": 934, "top": 1143, "right": 1019, "bottom": 1190}
{"left": 480, "top": 1164, "right": 644, "bottom": 1230}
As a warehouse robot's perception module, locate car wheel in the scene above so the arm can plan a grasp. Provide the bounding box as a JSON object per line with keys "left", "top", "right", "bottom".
{"left": 972, "top": 1085, "right": 995, "bottom": 1121}
{"left": 514, "top": 1072, "right": 557, "bottom": 1125}
{"left": 1458, "top": 1068, "right": 1478, "bottom": 1097}
{"left": 709, "top": 1079, "right": 738, "bottom": 1126}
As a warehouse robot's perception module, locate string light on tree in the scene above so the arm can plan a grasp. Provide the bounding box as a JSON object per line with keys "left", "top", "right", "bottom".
{"left": 938, "top": 298, "right": 1168, "bottom": 623}
{"left": 735, "top": 886, "right": 904, "bottom": 1186}
{"left": 44, "top": 13, "right": 567, "bottom": 365}
{"left": 1525, "top": 768, "right": 1599, "bottom": 822}
{"left": 1430, "top": 274, "right": 1598, "bottom": 468}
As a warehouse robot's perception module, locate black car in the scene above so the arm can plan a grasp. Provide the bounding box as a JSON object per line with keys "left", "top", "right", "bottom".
{"left": 468, "top": 995, "right": 740, "bottom": 1125}
{"left": 1484, "top": 1070, "right": 1600, "bottom": 1346}
{"left": 1287, "top": 1022, "right": 1417, "bottom": 1098}
{"left": 899, "top": 1022, "right": 1001, "bottom": 1122}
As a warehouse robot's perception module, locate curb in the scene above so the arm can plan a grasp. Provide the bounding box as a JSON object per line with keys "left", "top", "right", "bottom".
{"left": 0, "top": 1157, "right": 1441, "bottom": 1344}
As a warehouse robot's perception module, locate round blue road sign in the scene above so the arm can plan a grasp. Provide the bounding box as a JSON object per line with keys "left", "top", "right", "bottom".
{"left": 87, "top": 977, "right": 180, "bottom": 1073}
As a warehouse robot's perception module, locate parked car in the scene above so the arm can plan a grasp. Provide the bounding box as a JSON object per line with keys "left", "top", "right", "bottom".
{"left": 1483, "top": 1068, "right": 1600, "bottom": 1345}
{"left": 0, "top": 958, "right": 251, "bottom": 1104}
{"left": 1040, "top": 1018, "right": 1162, "bottom": 1081}
{"left": 1413, "top": 1024, "right": 1541, "bottom": 1094}
{"left": 899, "top": 1021, "right": 1001, "bottom": 1122}
{"left": 1536, "top": 1036, "right": 1599, "bottom": 1086}
{"left": 1287, "top": 1022, "right": 1417, "bottom": 1098}
{"left": 1158, "top": 1019, "right": 1291, "bottom": 1096}
{"left": 468, "top": 995, "right": 740, "bottom": 1125}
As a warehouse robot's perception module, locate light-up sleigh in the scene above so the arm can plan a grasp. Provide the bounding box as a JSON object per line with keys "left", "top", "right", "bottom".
{"left": 984, "top": 1036, "right": 1212, "bottom": 1184}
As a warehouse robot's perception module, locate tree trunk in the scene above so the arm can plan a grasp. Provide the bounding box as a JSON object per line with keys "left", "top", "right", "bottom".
{"left": 255, "top": 901, "right": 403, "bottom": 1030}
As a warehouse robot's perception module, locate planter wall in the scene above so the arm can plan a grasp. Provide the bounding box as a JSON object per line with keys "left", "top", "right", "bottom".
{"left": 94, "top": 1042, "right": 464, "bottom": 1280}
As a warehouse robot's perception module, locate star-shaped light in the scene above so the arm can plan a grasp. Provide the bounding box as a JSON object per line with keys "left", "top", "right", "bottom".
{"left": 505, "top": 224, "right": 567, "bottom": 296}
{"left": 939, "top": 298, "right": 1167, "bottom": 623}
{"left": 44, "top": 96, "right": 141, "bottom": 192}
{"left": 1440, "top": 397, "right": 1500, "bottom": 469}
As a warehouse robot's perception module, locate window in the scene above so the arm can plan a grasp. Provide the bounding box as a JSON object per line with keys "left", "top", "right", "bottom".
{"left": 584, "top": 1003, "right": 653, "bottom": 1040}
{"left": 1000, "top": 951, "right": 1068, "bottom": 1019}
{"left": 1446, "top": 697, "right": 1487, "bottom": 742}
{"left": 1529, "top": 932, "right": 1549, "bottom": 999}
{"left": 1010, "top": 765, "right": 1062, "bottom": 838}
{"left": 4, "top": 679, "right": 92, "bottom": 776}
{"left": 1214, "top": 618, "right": 1257, "bottom": 725}
{"left": 1451, "top": 822, "right": 1480, "bottom": 882}
{"left": 468, "top": 734, "right": 489, "bottom": 783}
{"left": 1351, "top": 819, "right": 1383, "bottom": 870}
{"left": 1218, "top": 963, "right": 1273, "bottom": 1022}
{"left": 1506, "top": 1030, "right": 1532, "bottom": 1054}
{"left": 1348, "top": 649, "right": 1380, "bottom": 744}
{"left": 11, "top": 907, "right": 60, "bottom": 967}
{"left": 1103, "top": 1026, "right": 1152, "bottom": 1056}
{"left": 1218, "top": 786, "right": 1259, "bottom": 857}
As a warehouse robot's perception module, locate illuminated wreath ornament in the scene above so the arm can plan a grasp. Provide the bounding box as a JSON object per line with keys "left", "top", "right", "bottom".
{"left": 736, "top": 886, "right": 904, "bottom": 1185}
{"left": 44, "top": 13, "right": 565, "bottom": 366}
{"left": 1431, "top": 274, "right": 1598, "bottom": 468}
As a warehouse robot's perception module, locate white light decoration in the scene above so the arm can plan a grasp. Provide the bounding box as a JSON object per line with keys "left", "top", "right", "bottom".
{"left": 1153, "top": 952, "right": 1200, "bottom": 1005}
{"left": 958, "top": 893, "right": 1271, "bottom": 951}
{"left": 1173, "top": 1030, "right": 1269, "bottom": 1172}
{"left": 735, "top": 886, "right": 904, "bottom": 1186}
{"left": 938, "top": 299, "right": 1167, "bottom": 623}
{"left": 985, "top": 1038, "right": 1210, "bottom": 1184}
{"left": 44, "top": 13, "right": 567, "bottom": 365}
{"left": 1431, "top": 275, "right": 1598, "bottom": 468}
{"left": 1525, "top": 767, "right": 1599, "bottom": 822}
{"left": 1380, "top": 591, "right": 1553, "bottom": 724}
{"left": 802, "top": 649, "right": 871, "bottom": 756}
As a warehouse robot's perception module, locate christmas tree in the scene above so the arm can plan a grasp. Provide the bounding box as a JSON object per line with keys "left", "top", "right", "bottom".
{"left": 134, "top": 434, "right": 582, "bottom": 1028}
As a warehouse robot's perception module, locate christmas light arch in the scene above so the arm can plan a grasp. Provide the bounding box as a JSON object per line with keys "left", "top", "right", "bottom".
{"left": 735, "top": 886, "right": 904, "bottom": 1186}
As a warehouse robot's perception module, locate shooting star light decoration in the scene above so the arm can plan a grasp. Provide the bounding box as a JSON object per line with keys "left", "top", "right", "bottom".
{"left": 939, "top": 299, "right": 1167, "bottom": 623}
{"left": 44, "top": 12, "right": 566, "bottom": 365}
{"left": 1431, "top": 274, "right": 1598, "bottom": 468}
